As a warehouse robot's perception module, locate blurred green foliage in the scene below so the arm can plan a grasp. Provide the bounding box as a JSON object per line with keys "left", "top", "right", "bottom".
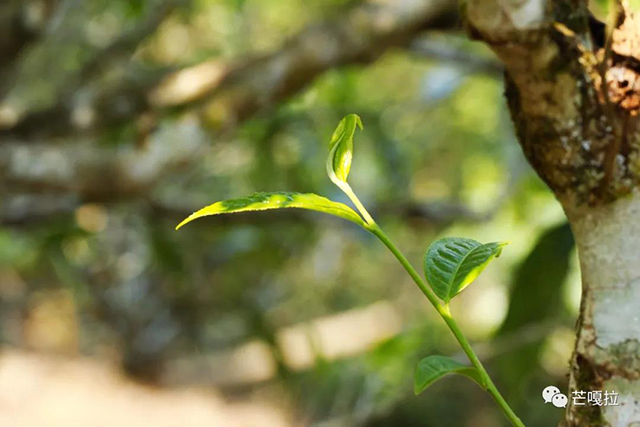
{"left": 0, "top": 0, "right": 588, "bottom": 425}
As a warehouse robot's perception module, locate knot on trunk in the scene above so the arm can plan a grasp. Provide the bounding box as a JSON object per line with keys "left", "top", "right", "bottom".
{"left": 606, "top": 10, "right": 640, "bottom": 115}
{"left": 467, "top": 0, "right": 640, "bottom": 206}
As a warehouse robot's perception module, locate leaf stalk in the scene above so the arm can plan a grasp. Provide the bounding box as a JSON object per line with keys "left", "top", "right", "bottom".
{"left": 367, "top": 222, "right": 524, "bottom": 427}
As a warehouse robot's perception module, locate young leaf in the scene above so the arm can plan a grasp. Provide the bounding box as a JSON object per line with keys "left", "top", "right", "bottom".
{"left": 423, "top": 237, "right": 507, "bottom": 303}
{"left": 175, "top": 192, "right": 365, "bottom": 230}
{"left": 414, "top": 355, "right": 485, "bottom": 395}
{"left": 326, "top": 114, "right": 363, "bottom": 184}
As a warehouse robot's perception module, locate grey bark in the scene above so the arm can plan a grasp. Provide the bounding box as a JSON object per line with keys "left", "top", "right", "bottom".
{"left": 464, "top": 0, "right": 640, "bottom": 425}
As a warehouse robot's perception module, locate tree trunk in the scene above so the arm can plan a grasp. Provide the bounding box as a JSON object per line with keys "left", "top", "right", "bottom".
{"left": 565, "top": 195, "right": 640, "bottom": 426}
{"left": 464, "top": 0, "right": 640, "bottom": 425}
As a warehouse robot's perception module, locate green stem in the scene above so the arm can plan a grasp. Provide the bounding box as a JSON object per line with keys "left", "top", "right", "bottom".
{"left": 338, "top": 182, "right": 375, "bottom": 226}
{"left": 368, "top": 223, "right": 524, "bottom": 427}
{"left": 335, "top": 180, "right": 522, "bottom": 425}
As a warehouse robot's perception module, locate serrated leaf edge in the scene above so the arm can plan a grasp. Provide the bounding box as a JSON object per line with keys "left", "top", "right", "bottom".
{"left": 424, "top": 238, "right": 507, "bottom": 303}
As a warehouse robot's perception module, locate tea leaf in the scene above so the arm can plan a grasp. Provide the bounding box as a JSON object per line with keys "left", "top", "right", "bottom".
{"left": 326, "top": 114, "right": 363, "bottom": 184}
{"left": 414, "top": 355, "right": 485, "bottom": 395}
{"left": 424, "top": 237, "right": 506, "bottom": 303}
{"left": 175, "top": 192, "right": 364, "bottom": 230}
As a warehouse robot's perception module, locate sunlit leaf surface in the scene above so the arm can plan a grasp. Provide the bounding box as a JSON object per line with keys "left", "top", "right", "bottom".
{"left": 326, "top": 114, "right": 363, "bottom": 184}
{"left": 176, "top": 192, "right": 364, "bottom": 229}
{"left": 423, "top": 237, "right": 507, "bottom": 303}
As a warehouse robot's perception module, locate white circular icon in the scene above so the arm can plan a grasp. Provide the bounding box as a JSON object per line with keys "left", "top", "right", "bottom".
{"left": 552, "top": 393, "right": 568, "bottom": 408}
{"left": 542, "top": 386, "right": 561, "bottom": 403}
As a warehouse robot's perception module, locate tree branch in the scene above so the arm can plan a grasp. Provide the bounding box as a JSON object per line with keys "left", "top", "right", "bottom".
{"left": 1, "top": 0, "right": 459, "bottom": 139}
{"left": 409, "top": 36, "right": 503, "bottom": 78}
{"left": 75, "top": 0, "right": 189, "bottom": 88}
{"left": 0, "top": 0, "right": 61, "bottom": 95}
{"left": 0, "top": 0, "right": 189, "bottom": 136}
{"left": 0, "top": 0, "right": 57, "bottom": 69}
{"left": 0, "top": 0, "right": 476, "bottom": 227}
{"left": 0, "top": 116, "right": 208, "bottom": 197}
{"left": 0, "top": 133, "right": 524, "bottom": 228}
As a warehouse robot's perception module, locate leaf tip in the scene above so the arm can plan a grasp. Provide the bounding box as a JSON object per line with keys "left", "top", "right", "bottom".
{"left": 495, "top": 241, "right": 509, "bottom": 257}
{"left": 175, "top": 212, "right": 199, "bottom": 230}
{"left": 354, "top": 114, "right": 363, "bottom": 130}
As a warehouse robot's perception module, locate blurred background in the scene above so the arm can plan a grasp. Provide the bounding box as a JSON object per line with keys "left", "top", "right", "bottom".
{"left": 0, "top": 0, "right": 593, "bottom": 426}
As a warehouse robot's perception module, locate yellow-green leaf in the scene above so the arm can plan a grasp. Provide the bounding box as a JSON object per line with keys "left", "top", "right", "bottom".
{"left": 326, "top": 114, "right": 363, "bottom": 184}
{"left": 175, "top": 192, "right": 365, "bottom": 230}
